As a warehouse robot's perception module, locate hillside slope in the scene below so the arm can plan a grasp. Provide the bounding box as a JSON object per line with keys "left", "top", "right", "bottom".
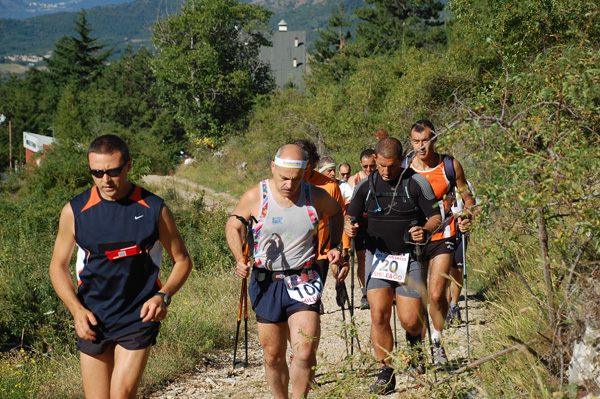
{"left": 0, "top": 0, "right": 365, "bottom": 60}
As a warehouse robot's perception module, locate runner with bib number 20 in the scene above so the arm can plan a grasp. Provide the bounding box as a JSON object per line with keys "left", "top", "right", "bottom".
{"left": 344, "top": 137, "right": 442, "bottom": 395}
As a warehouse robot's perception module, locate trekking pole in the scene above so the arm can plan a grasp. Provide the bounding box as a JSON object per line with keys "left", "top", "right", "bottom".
{"left": 232, "top": 216, "right": 256, "bottom": 369}
{"left": 406, "top": 221, "right": 437, "bottom": 382}
{"left": 416, "top": 240, "right": 437, "bottom": 382}
{"left": 349, "top": 218, "right": 356, "bottom": 358}
{"left": 462, "top": 231, "right": 470, "bottom": 360}
{"left": 233, "top": 278, "right": 247, "bottom": 368}
{"left": 335, "top": 276, "right": 350, "bottom": 359}
{"left": 393, "top": 299, "right": 398, "bottom": 350}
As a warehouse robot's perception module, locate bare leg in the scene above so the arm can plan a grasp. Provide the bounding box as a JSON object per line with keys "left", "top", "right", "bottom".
{"left": 257, "top": 322, "right": 290, "bottom": 399}
{"left": 357, "top": 250, "right": 366, "bottom": 288}
{"left": 288, "top": 311, "right": 320, "bottom": 399}
{"left": 428, "top": 253, "right": 453, "bottom": 333}
{"left": 80, "top": 346, "right": 114, "bottom": 399}
{"left": 367, "top": 288, "right": 394, "bottom": 364}
{"left": 111, "top": 345, "right": 153, "bottom": 399}
{"left": 449, "top": 267, "right": 463, "bottom": 305}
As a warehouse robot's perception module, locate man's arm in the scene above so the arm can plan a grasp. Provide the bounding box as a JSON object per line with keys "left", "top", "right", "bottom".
{"left": 225, "top": 185, "right": 260, "bottom": 279}
{"left": 49, "top": 203, "right": 98, "bottom": 341}
{"left": 311, "top": 185, "right": 344, "bottom": 275}
{"left": 408, "top": 177, "right": 444, "bottom": 242}
{"left": 141, "top": 204, "right": 192, "bottom": 322}
{"left": 453, "top": 159, "right": 475, "bottom": 232}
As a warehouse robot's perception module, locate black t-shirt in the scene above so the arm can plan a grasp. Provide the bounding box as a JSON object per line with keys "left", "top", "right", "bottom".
{"left": 347, "top": 169, "right": 439, "bottom": 254}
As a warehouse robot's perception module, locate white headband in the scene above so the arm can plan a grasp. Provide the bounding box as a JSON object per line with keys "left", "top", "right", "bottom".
{"left": 318, "top": 163, "right": 336, "bottom": 173}
{"left": 274, "top": 156, "right": 307, "bottom": 169}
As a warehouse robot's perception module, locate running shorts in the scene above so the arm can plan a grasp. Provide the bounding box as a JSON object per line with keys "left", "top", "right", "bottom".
{"left": 364, "top": 249, "right": 425, "bottom": 299}
{"left": 249, "top": 267, "right": 321, "bottom": 324}
{"left": 425, "top": 235, "right": 456, "bottom": 260}
{"left": 77, "top": 323, "right": 159, "bottom": 356}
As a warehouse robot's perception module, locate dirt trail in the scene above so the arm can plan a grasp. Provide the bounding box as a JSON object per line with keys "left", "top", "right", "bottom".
{"left": 143, "top": 175, "right": 488, "bottom": 398}
{"left": 146, "top": 271, "right": 487, "bottom": 399}
{"left": 142, "top": 175, "right": 238, "bottom": 211}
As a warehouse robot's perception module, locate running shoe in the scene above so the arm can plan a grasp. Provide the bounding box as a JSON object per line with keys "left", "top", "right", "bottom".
{"left": 432, "top": 340, "right": 448, "bottom": 367}
{"left": 360, "top": 295, "right": 370, "bottom": 310}
{"left": 446, "top": 306, "right": 462, "bottom": 325}
{"left": 369, "top": 366, "right": 396, "bottom": 395}
{"left": 405, "top": 332, "right": 426, "bottom": 375}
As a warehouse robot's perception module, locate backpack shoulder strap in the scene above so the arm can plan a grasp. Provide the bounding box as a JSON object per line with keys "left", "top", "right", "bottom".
{"left": 401, "top": 150, "right": 414, "bottom": 168}
{"left": 364, "top": 170, "right": 378, "bottom": 210}
{"left": 410, "top": 173, "right": 436, "bottom": 201}
{"left": 442, "top": 154, "right": 456, "bottom": 189}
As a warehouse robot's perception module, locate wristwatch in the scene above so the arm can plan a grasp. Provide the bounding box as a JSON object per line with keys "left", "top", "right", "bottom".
{"left": 155, "top": 292, "right": 171, "bottom": 307}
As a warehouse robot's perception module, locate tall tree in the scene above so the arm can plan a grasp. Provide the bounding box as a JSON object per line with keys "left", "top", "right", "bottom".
{"left": 308, "top": 5, "right": 357, "bottom": 83}
{"left": 152, "top": 0, "right": 274, "bottom": 143}
{"left": 44, "top": 9, "right": 112, "bottom": 88}
{"left": 354, "top": 0, "right": 445, "bottom": 56}
{"left": 311, "top": 5, "right": 354, "bottom": 65}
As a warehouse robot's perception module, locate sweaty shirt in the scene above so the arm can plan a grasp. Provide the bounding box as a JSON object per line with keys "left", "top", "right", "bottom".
{"left": 252, "top": 180, "right": 318, "bottom": 271}
{"left": 410, "top": 155, "right": 456, "bottom": 240}
{"left": 71, "top": 184, "right": 164, "bottom": 338}
{"left": 347, "top": 169, "right": 439, "bottom": 254}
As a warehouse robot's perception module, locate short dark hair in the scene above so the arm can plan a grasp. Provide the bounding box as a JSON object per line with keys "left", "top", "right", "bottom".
{"left": 87, "top": 134, "right": 130, "bottom": 163}
{"left": 375, "top": 137, "right": 403, "bottom": 160}
{"left": 410, "top": 119, "right": 436, "bottom": 135}
{"left": 359, "top": 149, "right": 375, "bottom": 161}
{"left": 291, "top": 139, "right": 319, "bottom": 165}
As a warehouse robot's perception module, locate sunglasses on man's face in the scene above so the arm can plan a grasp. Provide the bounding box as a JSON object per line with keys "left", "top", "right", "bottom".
{"left": 89, "top": 161, "right": 128, "bottom": 179}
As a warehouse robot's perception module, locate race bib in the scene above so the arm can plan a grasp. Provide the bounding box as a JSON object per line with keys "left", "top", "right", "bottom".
{"left": 284, "top": 270, "right": 323, "bottom": 304}
{"left": 371, "top": 249, "right": 409, "bottom": 283}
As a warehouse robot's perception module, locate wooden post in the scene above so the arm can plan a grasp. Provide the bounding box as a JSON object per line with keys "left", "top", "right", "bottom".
{"left": 9, "top": 119, "right": 12, "bottom": 172}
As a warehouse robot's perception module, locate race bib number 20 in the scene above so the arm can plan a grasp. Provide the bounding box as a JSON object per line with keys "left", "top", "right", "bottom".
{"left": 285, "top": 270, "right": 323, "bottom": 305}
{"left": 372, "top": 249, "right": 409, "bottom": 284}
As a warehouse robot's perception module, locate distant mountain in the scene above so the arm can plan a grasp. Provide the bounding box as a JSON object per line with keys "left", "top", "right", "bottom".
{"left": 0, "top": 0, "right": 365, "bottom": 63}
{"left": 0, "top": 0, "right": 136, "bottom": 19}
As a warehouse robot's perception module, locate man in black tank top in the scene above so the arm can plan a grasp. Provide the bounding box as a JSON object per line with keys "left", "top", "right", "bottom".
{"left": 345, "top": 137, "right": 441, "bottom": 395}
{"left": 49, "top": 135, "right": 192, "bottom": 398}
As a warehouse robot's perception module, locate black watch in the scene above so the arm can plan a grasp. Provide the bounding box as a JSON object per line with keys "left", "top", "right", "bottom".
{"left": 155, "top": 292, "right": 171, "bottom": 307}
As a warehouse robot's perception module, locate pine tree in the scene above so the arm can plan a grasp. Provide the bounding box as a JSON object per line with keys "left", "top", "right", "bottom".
{"left": 45, "top": 9, "right": 112, "bottom": 88}
{"left": 311, "top": 5, "right": 354, "bottom": 65}
{"left": 354, "top": 0, "right": 445, "bottom": 56}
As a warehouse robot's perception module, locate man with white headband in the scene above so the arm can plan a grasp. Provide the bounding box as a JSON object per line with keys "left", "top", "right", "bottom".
{"left": 318, "top": 156, "right": 353, "bottom": 205}
{"left": 225, "top": 144, "right": 344, "bottom": 399}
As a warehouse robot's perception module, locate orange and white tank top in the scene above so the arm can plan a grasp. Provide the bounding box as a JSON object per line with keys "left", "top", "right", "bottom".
{"left": 410, "top": 155, "right": 456, "bottom": 240}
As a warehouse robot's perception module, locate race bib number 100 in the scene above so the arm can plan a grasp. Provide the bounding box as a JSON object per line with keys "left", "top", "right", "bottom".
{"left": 285, "top": 270, "right": 323, "bottom": 305}
{"left": 372, "top": 249, "right": 409, "bottom": 284}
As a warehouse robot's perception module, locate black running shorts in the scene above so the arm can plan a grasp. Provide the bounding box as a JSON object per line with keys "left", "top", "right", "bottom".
{"left": 77, "top": 323, "right": 159, "bottom": 356}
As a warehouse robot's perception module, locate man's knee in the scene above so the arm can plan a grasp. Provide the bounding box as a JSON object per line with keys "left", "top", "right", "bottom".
{"left": 371, "top": 307, "right": 392, "bottom": 327}
{"left": 429, "top": 287, "right": 447, "bottom": 305}
{"left": 263, "top": 345, "right": 286, "bottom": 366}
{"left": 400, "top": 316, "right": 423, "bottom": 335}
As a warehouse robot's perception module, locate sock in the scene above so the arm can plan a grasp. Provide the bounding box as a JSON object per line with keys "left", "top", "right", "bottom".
{"left": 431, "top": 327, "right": 441, "bottom": 343}
{"left": 362, "top": 287, "right": 367, "bottom": 296}
{"left": 450, "top": 301, "right": 457, "bottom": 309}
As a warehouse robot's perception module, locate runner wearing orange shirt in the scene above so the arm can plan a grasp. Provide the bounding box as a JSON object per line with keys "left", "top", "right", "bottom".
{"left": 291, "top": 140, "right": 350, "bottom": 289}
{"left": 407, "top": 120, "right": 474, "bottom": 366}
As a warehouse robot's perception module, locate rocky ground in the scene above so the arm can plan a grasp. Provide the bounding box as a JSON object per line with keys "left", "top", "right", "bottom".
{"left": 145, "top": 276, "right": 487, "bottom": 399}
